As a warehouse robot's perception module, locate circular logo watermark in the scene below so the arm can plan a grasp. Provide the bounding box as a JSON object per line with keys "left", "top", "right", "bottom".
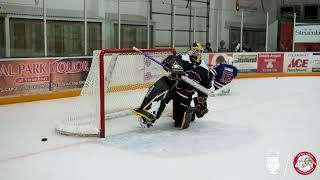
{"left": 293, "top": 152, "right": 317, "bottom": 175}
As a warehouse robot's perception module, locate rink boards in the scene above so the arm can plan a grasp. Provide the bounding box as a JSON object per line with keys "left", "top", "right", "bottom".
{"left": 1, "top": 51, "right": 320, "bottom": 105}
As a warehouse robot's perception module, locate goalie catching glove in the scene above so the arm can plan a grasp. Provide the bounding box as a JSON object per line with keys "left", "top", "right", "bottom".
{"left": 162, "top": 55, "right": 185, "bottom": 76}
{"left": 194, "top": 96, "right": 208, "bottom": 118}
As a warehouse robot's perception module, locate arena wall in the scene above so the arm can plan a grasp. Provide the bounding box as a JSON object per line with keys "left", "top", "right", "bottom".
{"left": 1, "top": 51, "right": 320, "bottom": 105}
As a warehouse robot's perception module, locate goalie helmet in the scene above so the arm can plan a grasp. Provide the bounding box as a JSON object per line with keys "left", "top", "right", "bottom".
{"left": 188, "top": 42, "right": 203, "bottom": 64}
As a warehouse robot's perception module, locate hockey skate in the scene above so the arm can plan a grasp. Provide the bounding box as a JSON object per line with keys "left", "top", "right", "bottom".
{"left": 132, "top": 108, "right": 155, "bottom": 128}
{"left": 221, "top": 88, "right": 230, "bottom": 95}
{"left": 137, "top": 117, "right": 154, "bottom": 128}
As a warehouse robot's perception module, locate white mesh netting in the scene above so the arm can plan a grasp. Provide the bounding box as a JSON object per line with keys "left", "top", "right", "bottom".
{"left": 55, "top": 49, "right": 175, "bottom": 137}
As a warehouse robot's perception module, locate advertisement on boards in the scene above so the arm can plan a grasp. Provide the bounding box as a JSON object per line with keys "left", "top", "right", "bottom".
{"left": 310, "top": 53, "right": 320, "bottom": 72}
{"left": 294, "top": 23, "right": 320, "bottom": 43}
{"left": 233, "top": 53, "right": 257, "bottom": 73}
{"left": 257, "top": 53, "right": 284, "bottom": 73}
{"left": 0, "top": 57, "right": 92, "bottom": 97}
{"left": 206, "top": 53, "right": 234, "bottom": 67}
{"left": 284, "top": 52, "right": 312, "bottom": 72}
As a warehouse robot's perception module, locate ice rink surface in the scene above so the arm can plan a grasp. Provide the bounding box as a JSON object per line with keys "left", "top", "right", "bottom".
{"left": 0, "top": 77, "right": 320, "bottom": 180}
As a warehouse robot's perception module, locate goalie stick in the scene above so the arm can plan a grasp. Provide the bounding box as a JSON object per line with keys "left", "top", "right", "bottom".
{"left": 132, "top": 46, "right": 215, "bottom": 97}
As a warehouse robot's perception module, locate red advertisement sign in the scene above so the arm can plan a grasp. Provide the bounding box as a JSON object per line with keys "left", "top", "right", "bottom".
{"left": 257, "top": 53, "right": 284, "bottom": 73}
{"left": 0, "top": 57, "right": 92, "bottom": 97}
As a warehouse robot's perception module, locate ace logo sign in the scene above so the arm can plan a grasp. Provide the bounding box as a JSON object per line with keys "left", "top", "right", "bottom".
{"left": 287, "top": 59, "right": 309, "bottom": 72}
{"left": 284, "top": 53, "right": 312, "bottom": 72}
{"left": 288, "top": 59, "right": 308, "bottom": 68}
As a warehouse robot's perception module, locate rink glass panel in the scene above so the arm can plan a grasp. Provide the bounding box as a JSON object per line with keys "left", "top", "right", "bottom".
{"left": 113, "top": 24, "right": 153, "bottom": 49}
{"left": 47, "top": 20, "right": 84, "bottom": 57}
{"left": 0, "top": 17, "right": 4, "bottom": 58}
{"left": 47, "top": 21, "right": 101, "bottom": 57}
{"left": 229, "top": 28, "right": 266, "bottom": 52}
{"left": 87, "top": 22, "right": 102, "bottom": 56}
{"left": 9, "top": 18, "right": 44, "bottom": 58}
{"left": 214, "top": 9, "right": 268, "bottom": 52}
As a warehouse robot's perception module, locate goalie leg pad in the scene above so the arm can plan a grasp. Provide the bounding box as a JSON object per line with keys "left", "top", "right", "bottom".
{"left": 190, "top": 107, "right": 196, "bottom": 122}
{"left": 174, "top": 108, "right": 194, "bottom": 129}
{"left": 135, "top": 76, "right": 176, "bottom": 121}
{"left": 172, "top": 96, "right": 194, "bottom": 129}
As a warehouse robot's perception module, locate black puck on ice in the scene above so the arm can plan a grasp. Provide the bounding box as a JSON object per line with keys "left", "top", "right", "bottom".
{"left": 41, "top": 138, "right": 47, "bottom": 142}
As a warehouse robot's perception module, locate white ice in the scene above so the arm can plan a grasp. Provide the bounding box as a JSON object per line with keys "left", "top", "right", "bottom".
{"left": 0, "top": 77, "right": 319, "bottom": 180}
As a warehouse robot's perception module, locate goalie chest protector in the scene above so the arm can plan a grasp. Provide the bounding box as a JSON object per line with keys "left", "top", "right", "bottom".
{"left": 164, "top": 54, "right": 213, "bottom": 97}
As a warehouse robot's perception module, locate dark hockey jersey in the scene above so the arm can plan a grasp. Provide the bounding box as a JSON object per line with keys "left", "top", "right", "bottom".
{"left": 163, "top": 54, "right": 213, "bottom": 98}
{"left": 210, "top": 63, "right": 238, "bottom": 90}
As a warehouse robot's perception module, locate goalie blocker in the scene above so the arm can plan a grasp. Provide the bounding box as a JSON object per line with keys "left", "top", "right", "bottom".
{"left": 133, "top": 42, "right": 212, "bottom": 129}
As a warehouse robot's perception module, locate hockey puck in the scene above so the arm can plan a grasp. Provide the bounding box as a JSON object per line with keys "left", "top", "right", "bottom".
{"left": 41, "top": 138, "right": 47, "bottom": 142}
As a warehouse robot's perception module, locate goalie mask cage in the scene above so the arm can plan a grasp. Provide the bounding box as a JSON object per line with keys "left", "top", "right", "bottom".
{"left": 55, "top": 48, "right": 176, "bottom": 138}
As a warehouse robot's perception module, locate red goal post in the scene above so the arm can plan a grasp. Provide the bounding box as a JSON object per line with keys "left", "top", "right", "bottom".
{"left": 55, "top": 48, "right": 176, "bottom": 138}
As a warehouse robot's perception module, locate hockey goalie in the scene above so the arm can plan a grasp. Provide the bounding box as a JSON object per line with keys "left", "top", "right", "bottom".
{"left": 133, "top": 42, "right": 238, "bottom": 129}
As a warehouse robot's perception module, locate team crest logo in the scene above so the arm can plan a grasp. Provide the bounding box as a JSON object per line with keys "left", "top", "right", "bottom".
{"left": 266, "top": 59, "right": 274, "bottom": 69}
{"left": 185, "top": 70, "right": 201, "bottom": 83}
{"left": 293, "top": 152, "right": 317, "bottom": 175}
{"left": 266, "top": 152, "right": 280, "bottom": 174}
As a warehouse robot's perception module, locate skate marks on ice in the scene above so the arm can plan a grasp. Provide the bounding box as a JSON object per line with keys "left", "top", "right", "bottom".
{"left": 100, "top": 120, "right": 256, "bottom": 158}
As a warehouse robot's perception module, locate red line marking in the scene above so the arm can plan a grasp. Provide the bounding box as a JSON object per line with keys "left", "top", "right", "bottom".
{"left": 0, "top": 139, "right": 95, "bottom": 163}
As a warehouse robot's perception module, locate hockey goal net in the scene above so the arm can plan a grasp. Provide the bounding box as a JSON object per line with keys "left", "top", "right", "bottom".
{"left": 55, "top": 48, "right": 176, "bottom": 138}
